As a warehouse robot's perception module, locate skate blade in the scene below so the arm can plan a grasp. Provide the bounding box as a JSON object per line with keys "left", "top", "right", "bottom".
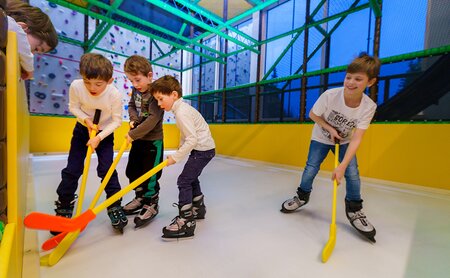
{"left": 134, "top": 217, "right": 156, "bottom": 229}
{"left": 161, "top": 235, "right": 194, "bottom": 242}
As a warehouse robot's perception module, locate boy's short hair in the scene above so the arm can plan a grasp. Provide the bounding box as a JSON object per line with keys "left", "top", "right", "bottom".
{"left": 79, "top": 53, "right": 113, "bottom": 81}
{"left": 151, "top": 75, "right": 182, "bottom": 97}
{"left": 347, "top": 52, "right": 381, "bottom": 80}
{"left": 124, "top": 55, "right": 153, "bottom": 76}
{"left": 6, "top": 0, "right": 58, "bottom": 50}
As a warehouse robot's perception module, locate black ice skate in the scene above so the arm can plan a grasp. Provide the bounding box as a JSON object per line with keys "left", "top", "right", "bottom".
{"left": 108, "top": 205, "right": 128, "bottom": 233}
{"left": 345, "top": 199, "right": 376, "bottom": 242}
{"left": 192, "top": 194, "right": 206, "bottom": 220}
{"left": 280, "top": 189, "right": 310, "bottom": 213}
{"left": 122, "top": 187, "right": 145, "bottom": 215}
{"left": 50, "top": 196, "right": 77, "bottom": 236}
{"left": 134, "top": 193, "right": 159, "bottom": 228}
{"left": 162, "top": 204, "right": 196, "bottom": 241}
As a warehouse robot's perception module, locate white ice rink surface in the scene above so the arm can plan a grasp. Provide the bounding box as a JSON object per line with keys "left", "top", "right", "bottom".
{"left": 23, "top": 153, "right": 450, "bottom": 278}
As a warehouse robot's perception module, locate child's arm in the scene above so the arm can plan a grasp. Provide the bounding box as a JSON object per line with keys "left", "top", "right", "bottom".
{"left": 170, "top": 116, "right": 197, "bottom": 164}
{"left": 127, "top": 99, "right": 163, "bottom": 141}
{"left": 332, "top": 128, "right": 365, "bottom": 184}
{"left": 68, "top": 83, "right": 92, "bottom": 128}
{"left": 309, "top": 111, "right": 343, "bottom": 142}
{"left": 7, "top": 17, "right": 34, "bottom": 80}
{"left": 128, "top": 91, "right": 139, "bottom": 128}
{"left": 96, "top": 92, "right": 123, "bottom": 142}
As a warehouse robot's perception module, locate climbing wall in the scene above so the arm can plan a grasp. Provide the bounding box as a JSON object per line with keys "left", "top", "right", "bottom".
{"left": 28, "top": 0, "right": 179, "bottom": 123}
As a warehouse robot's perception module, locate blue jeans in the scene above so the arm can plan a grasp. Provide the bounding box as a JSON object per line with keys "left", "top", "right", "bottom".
{"left": 298, "top": 140, "right": 361, "bottom": 201}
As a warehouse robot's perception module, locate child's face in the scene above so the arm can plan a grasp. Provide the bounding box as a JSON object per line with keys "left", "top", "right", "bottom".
{"left": 153, "top": 91, "right": 178, "bottom": 111}
{"left": 83, "top": 77, "right": 114, "bottom": 96}
{"left": 27, "top": 34, "right": 51, "bottom": 54}
{"left": 125, "top": 72, "right": 152, "bottom": 93}
{"left": 343, "top": 72, "right": 376, "bottom": 95}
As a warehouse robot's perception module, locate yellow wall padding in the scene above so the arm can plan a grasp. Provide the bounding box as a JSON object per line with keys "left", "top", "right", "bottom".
{"left": 30, "top": 116, "right": 180, "bottom": 153}
{"left": 209, "top": 123, "right": 450, "bottom": 190}
{"left": 0, "top": 223, "right": 16, "bottom": 278}
{"left": 29, "top": 119, "right": 450, "bottom": 190}
{"left": 0, "top": 31, "right": 29, "bottom": 278}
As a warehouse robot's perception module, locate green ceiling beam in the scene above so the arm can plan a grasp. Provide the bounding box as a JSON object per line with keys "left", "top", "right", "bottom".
{"left": 147, "top": 0, "right": 258, "bottom": 53}
{"left": 152, "top": 47, "right": 180, "bottom": 63}
{"left": 179, "top": 22, "right": 188, "bottom": 35}
{"left": 173, "top": 0, "right": 258, "bottom": 45}
{"left": 86, "top": 0, "right": 224, "bottom": 58}
{"left": 262, "top": 30, "right": 303, "bottom": 80}
{"left": 260, "top": 3, "right": 370, "bottom": 45}
{"left": 368, "top": 0, "right": 382, "bottom": 17}
{"left": 58, "top": 35, "right": 85, "bottom": 47}
{"left": 193, "top": 0, "right": 277, "bottom": 46}
{"left": 47, "top": 0, "right": 224, "bottom": 64}
{"left": 86, "top": 21, "right": 113, "bottom": 52}
{"left": 86, "top": 0, "right": 122, "bottom": 52}
{"left": 151, "top": 39, "right": 168, "bottom": 56}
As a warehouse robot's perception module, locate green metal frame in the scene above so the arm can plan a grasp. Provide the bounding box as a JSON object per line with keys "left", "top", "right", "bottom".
{"left": 184, "top": 45, "right": 450, "bottom": 99}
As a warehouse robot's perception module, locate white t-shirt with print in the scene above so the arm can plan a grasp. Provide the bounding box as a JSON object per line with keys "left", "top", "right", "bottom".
{"left": 311, "top": 87, "right": 376, "bottom": 145}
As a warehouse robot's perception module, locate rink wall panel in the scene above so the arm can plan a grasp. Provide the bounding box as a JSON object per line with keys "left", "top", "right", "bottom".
{"left": 208, "top": 123, "right": 450, "bottom": 191}
{"left": 30, "top": 116, "right": 180, "bottom": 153}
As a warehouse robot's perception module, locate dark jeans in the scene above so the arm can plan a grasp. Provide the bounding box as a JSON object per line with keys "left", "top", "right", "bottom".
{"left": 125, "top": 139, "right": 164, "bottom": 198}
{"left": 57, "top": 122, "right": 121, "bottom": 205}
{"left": 178, "top": 149, "right": 215, "bottom": 206}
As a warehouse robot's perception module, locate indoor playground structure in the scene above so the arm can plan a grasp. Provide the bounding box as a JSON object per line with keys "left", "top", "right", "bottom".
{"left": 0, "top": 0, "right": 449, "bottom": 277}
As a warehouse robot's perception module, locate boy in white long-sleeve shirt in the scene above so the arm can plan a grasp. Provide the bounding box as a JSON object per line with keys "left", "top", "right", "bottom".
{"left": 151, "top": 75, "right": 215, "bottom": 240}
{"left": 53, "top": 53, "right": 127, "bottom": 234}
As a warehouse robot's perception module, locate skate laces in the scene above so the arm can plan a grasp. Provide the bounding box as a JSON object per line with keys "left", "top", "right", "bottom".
{"left": 349, "top": 211, "right": 366, "bottom": 221}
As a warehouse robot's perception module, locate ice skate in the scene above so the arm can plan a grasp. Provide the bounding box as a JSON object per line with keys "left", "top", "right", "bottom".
{"left": 162, "top": 203, "right": 196, "bottom": 241}
{"left": 192, "top": 194, "right": 206, "bottom": 220}
{"left": 123, "top": 197, "right": 144, "bottom": 215}
{"left": 50, "top": 196, "right": 77, "bottom": 235}
{"left": 134, "top": 193, "right": 159, "bottom": 228}
{"left": 108, "top": 205, "right": 128, "bottom": 233}
{"left": 122, "top": 187, "right": 145, "bottom": 215}
{"left": 345, "top": 199, "right": 376, "bottom": 242}
{"left": 280, "top": 189, "right": 310, "bottom": 213}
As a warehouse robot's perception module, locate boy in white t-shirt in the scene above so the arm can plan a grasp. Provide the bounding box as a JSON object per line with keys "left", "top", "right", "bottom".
{"left": 281, "top": 53, "right": 380, "bottom": 242}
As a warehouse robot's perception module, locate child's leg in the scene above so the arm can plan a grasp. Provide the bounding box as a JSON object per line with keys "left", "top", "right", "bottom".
{"left": 338, "top": 144, "right": 376, "bottom": 241}
{"left": 281, "top": 140, "right": 331, "bottom": 213}
{"left": 142, "top": 140, "right": 164, "bottom": 198}
{"left": 337, "top": 143, "right": 361, "bottom": 201}
{"left": 298, "top": 140, "right": 332, "bottom": 193}
{"left": 96, "top": 133, "right": 127, "bottom": 232}
{"left": 189, "top": 149, "right": 215, "bottom": 219}
{"left": 56, "top": 123, "right": 88, "bottom": 203}
{"left": 96, "top": 133, "right": 121, "bottom": 202}
{"left": 125, "top": 141, "right": 146, "bottom": 197}
{"left": 177, "top": 149, "right": 215, "bottom": 206}
{"left": 134, "top": 140, "right": 164, "bottom": 227}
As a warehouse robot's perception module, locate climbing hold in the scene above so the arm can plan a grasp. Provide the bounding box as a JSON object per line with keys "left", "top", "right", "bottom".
{"left": 34, "top": 91, "right": 46, "bottom": 100}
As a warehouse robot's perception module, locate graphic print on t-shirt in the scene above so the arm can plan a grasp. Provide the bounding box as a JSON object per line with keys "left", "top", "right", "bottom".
{"left": 321, "top": 110, "right": 358, "bottom": 140}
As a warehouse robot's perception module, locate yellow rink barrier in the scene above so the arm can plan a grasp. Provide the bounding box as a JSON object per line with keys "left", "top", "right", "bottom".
{"left": 0, "top": 31, "right": 30, "bottom": 278}
{"left": 0, "top": 223, "right": 16, "bottom": 277}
